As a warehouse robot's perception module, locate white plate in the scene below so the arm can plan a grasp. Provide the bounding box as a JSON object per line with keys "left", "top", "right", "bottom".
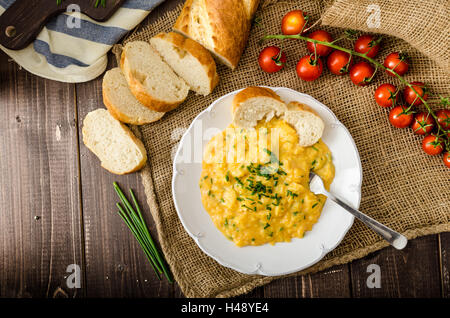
{"left": 172, "top": 87, "right": 362, "bottom": 276}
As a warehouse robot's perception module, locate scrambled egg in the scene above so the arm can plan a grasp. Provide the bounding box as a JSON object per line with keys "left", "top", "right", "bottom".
{"left": 199, "top": 117, "right": 335, "bottom": 247}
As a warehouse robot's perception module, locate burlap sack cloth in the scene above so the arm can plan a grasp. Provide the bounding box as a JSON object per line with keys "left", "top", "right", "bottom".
{"left": 122, "top": 0, "right": 450, "bottom": 297}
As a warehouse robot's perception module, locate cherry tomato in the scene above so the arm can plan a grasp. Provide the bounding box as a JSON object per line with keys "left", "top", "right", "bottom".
{"left": 384, "top": 52, "right": 409, "bottom": 76}
{"left": 374, "top": 83, "right": 398, "bottom": 108}
{"left": 327, "top": 50, "right": 352, "bottom": 75}
{"left": 281, "top": 10, "right": 307, "bottom": 35}
{"left": 422, "top": 135, "right": 443, "bottom": 155}
{"left": 403, "top": 82, "right": 428, "bottom": 106}
{"left": 411, "top": 112, "right": 435, "bottom": 135}
{"left": 296, "top": 55, "right": 323, "bottom": 81}
{"left": 444, "top": 152, "right": 450, "bottom": 168}
{"left": 436, "top": 109, "right": 450, "bottom": 130}
{"left": 258, "top": 46, "right": 287, "bottom": 73}
{"left": 349, "top": 61, "right": 375, "bottom": 86}
{"left": 306, "top": 30, "right": 333, "bottom": 56}
{"left": 389, "top": 105, "right": 413, "bottom": 128}
{"left": 354, "top": 35, "right": 381, "bottom": 58}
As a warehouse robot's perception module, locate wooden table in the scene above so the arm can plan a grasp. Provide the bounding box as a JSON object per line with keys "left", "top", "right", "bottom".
{"left": 0, "top": 0, "right": 449, "bottom": 298}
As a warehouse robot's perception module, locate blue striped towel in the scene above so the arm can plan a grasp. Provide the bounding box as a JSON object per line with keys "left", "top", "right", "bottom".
{"left": 0, "top": 0, "right": 164, "bottom": 83}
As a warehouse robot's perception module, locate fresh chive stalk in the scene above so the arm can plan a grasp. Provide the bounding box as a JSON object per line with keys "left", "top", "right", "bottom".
{"left": 113, "top": 182, "right": 173, "bottom": 282}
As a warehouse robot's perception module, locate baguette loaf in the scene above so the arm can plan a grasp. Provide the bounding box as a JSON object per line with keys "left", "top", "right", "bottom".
{"left": 103, "top": 68, "right": 165, "bottom": 125}
{"left": 173, "top": 0, "right": 260, "bottom": 69}
{"left": 121, "top": 41, "right": 189, "bottom": 113}
{"left": 150, "top": 32, "right": 219, "bottom": 96}
{"left": 82, "top": 109, "right": 147, "bottom": 175}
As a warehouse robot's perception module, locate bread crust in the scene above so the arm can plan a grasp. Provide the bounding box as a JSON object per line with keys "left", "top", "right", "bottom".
{"left": 102, "top": 82, "right": 164, "bottom": 125}
{"left": 173, "top": 0, "right": 260, "bottom": 69}
{"left": 120, "top": 49, "right": 186, "bottom": 113}
{"left": 287, "top": 101, "right": 320, "bottom": 117}
{"left": 152, "top": 32, "right": 219, "bottom": 94}
{"left": 82, "top": 109, "right": 148, "bottom": 175}
{"left": 232, "top": 86, "right": 283, "bottom": 113}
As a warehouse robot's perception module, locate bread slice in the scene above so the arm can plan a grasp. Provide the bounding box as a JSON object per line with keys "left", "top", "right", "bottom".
{"left": 231, "top": 86, "right": 287, "bottom": 128}
{"left": 173, "top": 0, "right": 259, "bottom": 69}
{"left": 103, "top": 68, "right": 165, "bottom": 125}
{"left": 121, "top": 41, "right": 189, "bottom": 113}
{"left": 150, "top": 32, "right": 219, "bottom": 96}
{"left": 283, "top": 101, "right": 324, "bottom": 147}
{"left": 82, "top": 109, "right": 147, "bottom": 175}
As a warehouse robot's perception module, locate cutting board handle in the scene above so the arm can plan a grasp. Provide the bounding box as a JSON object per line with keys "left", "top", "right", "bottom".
{"left": 0, "top": 1, "right": 65, "bottom": 50}
{"left": 0, "top": 0, "right": 125, "bottom": 50}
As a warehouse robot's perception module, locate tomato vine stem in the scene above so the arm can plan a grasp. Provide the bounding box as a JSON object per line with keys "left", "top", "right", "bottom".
{"left": 263, "top": 33, "right": 449, "bottom": 150}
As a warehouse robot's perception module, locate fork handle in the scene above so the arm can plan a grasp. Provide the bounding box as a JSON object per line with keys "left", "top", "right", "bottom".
{"left": 327, "top": 193, "right": 407, "bottom": 250}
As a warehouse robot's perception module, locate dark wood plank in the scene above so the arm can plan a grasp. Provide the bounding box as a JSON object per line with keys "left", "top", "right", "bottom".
{"left": 75, "top": 0, "right": 185, "bottom": 298}
{"left": 350, "top": 235, "right": 441, "bottom": 297}
{"left": 260, "top": 264, "right": 351, "bottom": 298}
{"left": 440, "top": 233, "right": 450, "bottom": 298}
{"left": 0, "top": 51, "right": 84, "bottom": 298}
{"left": 75, "top": 56, "right": 173, "bottom": 297}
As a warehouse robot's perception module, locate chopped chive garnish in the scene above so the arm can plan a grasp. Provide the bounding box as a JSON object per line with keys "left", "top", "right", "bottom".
{"left": 264, "top": 223, "right": 270, "bottom": 229}
{"left": 267, "top": 213, "right": 272, "bottom": 220}
{"left": 287, "top": 190, "right": 298, "bottom": 198}
{"left": 312, "top": 203, "right": 318, "bottom": 208}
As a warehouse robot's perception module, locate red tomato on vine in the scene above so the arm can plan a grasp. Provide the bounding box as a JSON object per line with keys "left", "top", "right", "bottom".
{"left": 327, "top": 50, "right": 352, "bottom": 75}
{"left": 384, "top": 52, "right": 409, "bottom": 76}
{"left": 422, "top": 135, "right": 444, "bottom": 156}
{"left": 374, "top": 83, "right": 398, "bottom": 108}
{"left": 411, "top": 112, "right": 435, "bottom": 135}
{"left": 306, "top": 30, "right": 333, "bottom": 56}
{"left": 354, "top": 34, "right": 381, "bottom": 58}
{"left": 389, "top": 105, "right": 413, "bottom": 128}
{"left": 296, "top": 55, "right": 323, "bottom": 81}
{"left": 258, "top": 46, "right": 286, "bottom": 73}
{"left": 436, "top": 109, "right": 450, "bottom": 130}
{"left": 443, "top": 152, "right": 450, "bottom": 168}
{"left": 281, "top": 10, "right": 308, "bottom": 35}
{"left": 403, "top": 82, "right": 428, "bottom": 106}
{"left": 349, "top": 61, "right": 375, "bottom": 86}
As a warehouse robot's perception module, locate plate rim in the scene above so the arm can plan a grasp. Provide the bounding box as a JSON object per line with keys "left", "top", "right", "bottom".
{"left": 171, "top": 86, "right": 362, "bottom": 276}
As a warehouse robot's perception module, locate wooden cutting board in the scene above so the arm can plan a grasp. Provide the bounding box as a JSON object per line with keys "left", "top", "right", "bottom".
{"left": 0, "top": 0, "right": 125, "bottom": 50}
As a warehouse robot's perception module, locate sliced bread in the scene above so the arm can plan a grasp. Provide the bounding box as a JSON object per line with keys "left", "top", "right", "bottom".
{"left": 150, "top": 32, "right": 219, "bottom": 96}
{"left": 231, "top": 86, "right": 287, "bottom": 128}
{"left": 283, "top": 101, "right": 324, "bottom": 147}
{"left": 103, "top": 68, "right": 165, "bottom": 125}
{"left": 82, "top": 109, "right": 147, "bottom": 175}
{"left": 121, "top": 41, "right": 189, "bottom": 113}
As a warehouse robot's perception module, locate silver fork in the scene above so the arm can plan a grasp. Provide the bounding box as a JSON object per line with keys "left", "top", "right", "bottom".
{"left": 309, "top": 172, "right": 408, "bottom": 250}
